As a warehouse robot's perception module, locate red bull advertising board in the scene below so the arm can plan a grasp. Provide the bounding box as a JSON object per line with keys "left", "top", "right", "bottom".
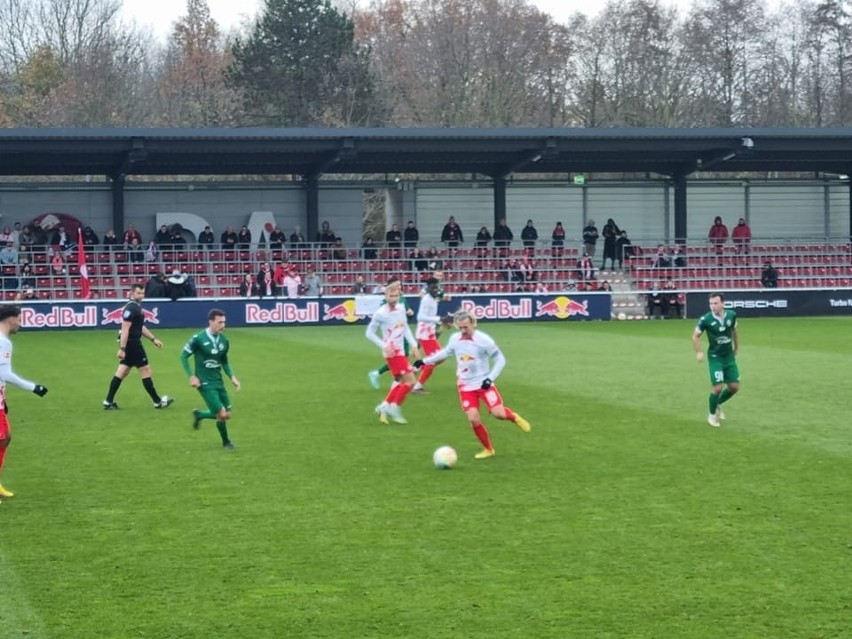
{"left": 15, "top": 293, "right": 611, "bottom": 331}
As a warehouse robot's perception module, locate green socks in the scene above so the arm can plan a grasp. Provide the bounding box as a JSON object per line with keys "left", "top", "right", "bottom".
{"left": 216, "top": 420, "right": 230, "bottom": 445}
{"left": 377, "top": 363, "right": 390, "bottom": 375}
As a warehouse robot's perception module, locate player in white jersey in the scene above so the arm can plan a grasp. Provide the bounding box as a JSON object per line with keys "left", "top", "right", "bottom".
{"left": 365, "top": 285, "right": 420, "bottom": 424}
{"left": 416, "top": 311, "right": 530, "bottom": 459}
{"left": 411, "top": 277, "right": 452, "bottom": 394}
{"left": 0, "top": 305, "right": 48, "bottom": 504}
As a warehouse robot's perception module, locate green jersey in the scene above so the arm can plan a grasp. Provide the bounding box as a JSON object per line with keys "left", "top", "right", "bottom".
{"left": 180, "top": 329, "right": 234, "bottom": 387}
{"left": 695, "top": 310, "right": 737, "bottom": 358}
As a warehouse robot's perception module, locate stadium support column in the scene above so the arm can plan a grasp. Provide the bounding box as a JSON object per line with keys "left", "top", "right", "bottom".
{"left": 494, "top": 176, "right": 507, "bottom": 229}
{"left": 673, "top": 172, "right": 687, "bottom": 244}
{"left": 111, "top": 174, "right": 126, "bottom": 237}
{"left": 306, "top": 176, "right": 319, "bottom": 247}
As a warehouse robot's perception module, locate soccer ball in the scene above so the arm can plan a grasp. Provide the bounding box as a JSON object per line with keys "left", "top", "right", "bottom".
{"left": 433, "top": 446, "right": 458, "bottom": 470}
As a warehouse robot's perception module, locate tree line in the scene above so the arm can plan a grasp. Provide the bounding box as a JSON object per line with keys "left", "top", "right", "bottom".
{"left": 0, "top": 0, "right": 849, "bottom": 130}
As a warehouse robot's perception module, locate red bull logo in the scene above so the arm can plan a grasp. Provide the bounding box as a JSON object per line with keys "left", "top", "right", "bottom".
{"left": 458, "top": 299, "right": 532, "bottom": 320}
{"left": 21, "top": 306, "right": 98, "bottom": 328}
{"left": 245, "top": 302, "right": 320, "bottom": 324}
{"left": 535, "top": 296, "right": 589, "bottom": 319}
{"left": 323, "top": 299, "right": 363, "bottom": 323}
{"left": 100, "top": 307, "right": 160, "bottom": 325}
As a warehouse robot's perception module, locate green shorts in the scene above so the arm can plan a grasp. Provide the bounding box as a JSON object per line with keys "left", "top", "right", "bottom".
{"left": 708, "top": 355, "right": 740, "bottom": 385}
{"left": 198, "top": 385, "right": 232, "bottom": 414}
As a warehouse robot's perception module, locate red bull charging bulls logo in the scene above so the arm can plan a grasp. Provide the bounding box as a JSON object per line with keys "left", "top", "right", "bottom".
{"left": 322, "top": 299, "right": 362, "bottom": 323}
{"left": 535, "top": 296, "right": 589, "bottom": 319}
{"left": 101, "top": 307, "right": 160, "bottom": 325}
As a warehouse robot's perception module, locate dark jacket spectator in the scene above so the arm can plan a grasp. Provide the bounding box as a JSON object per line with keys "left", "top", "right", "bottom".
{"left": 290, "top": 226, "right": 305, "bottom": 249}
{"left": 316, "top": 221, "right": 336, "bottom": 246}
{"left": 198, "top": 226, "right": 215, "bottom": 247}
{"left": 257, "top": 263, "right": 275, "bottom": 298}
{"left": 551, "top": 222, "right": 566, "bottom": 255}
{"left": 81, "top": 226, "right": 99, "bottom": 251}
{"left": 239, "top": 274, "right": 260, "bottom": 297}
{"left": 268, "top": 226, "right": 286, "bottom": 249}
{"left": 615, "top": 230, "right": 633, "bottom": 268}
{"left": 582, "top": 220, "right": 599, "bottom": 256}
{"left": 672, "top": 244, "right": 687, "bottom": 267}
{"left": 102, "top": 229, "right": 120, "bottom": 249}
{"left": 493, "top": 218, "right": 514, "bottom": 250}
{"left": 50, "top": 226, "right": 73, "bottom": 252}
{"left": 144, "top": 273, "right": 168, "bottom": 298}
{"left": 385, "top": 224, "right": 402, "bottom": 248}
{"left": 362, "top": 237, "right": 377, "bottom": 260}
{"left": 236, "top": 226, "right": 252, "bottom": 249}
{"left": 411, "top": 249, "right": 429, "bottom": 272}
{"left": 351, "top": 275, "right": 368, "bottom": 294}
{"left": 220, "top": 225, "right": 238, "bottom": 248}
{"left": 520, "top": 219, "right": 538, "bottom": 249}
{"left": 651, "top": 245, "right": 672, "bottom": 269}
{"left": 440, "top": 216, "right": 463, "bottom": 247}
{"left": 403, "top": 221, "right": 419, "bottom": 249}
{"left": 475, "top": 227, "right": 492, "bottom": 248}
{"left": 761, "top": 262, "right": 778, "bottom": 288}
{"left": 332, "top": 238, "right": 347, "bottom": 260}
{"left": 154, "top": 225, "right": 171, "bottom": 246}
{"left": 601, "top": 218, "right": 621, "bottom": 269}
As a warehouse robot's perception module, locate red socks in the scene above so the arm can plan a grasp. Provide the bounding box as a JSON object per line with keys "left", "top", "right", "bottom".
{"left": 386, "top": 382, "right": 412, "bottom": 406}
{"left": 472, "top": 423, "right": 493, "bottom": 450}
{"left": 417, "top": 365, "right": 435, "bottom": 386}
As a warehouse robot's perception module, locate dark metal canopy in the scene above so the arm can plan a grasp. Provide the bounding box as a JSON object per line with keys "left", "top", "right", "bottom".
{"left": 1, "top": 127, "right": 851, "bottom": 179}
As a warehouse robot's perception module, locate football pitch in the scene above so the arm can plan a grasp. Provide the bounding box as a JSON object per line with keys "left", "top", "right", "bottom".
{"left": 2, "top": 317, "right": 851, "bottom": 639}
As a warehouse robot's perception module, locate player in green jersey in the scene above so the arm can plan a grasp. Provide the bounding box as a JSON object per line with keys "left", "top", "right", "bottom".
{"left": 180, "top": 308, "right": 241, "bottom": 449}
{"left": 692, "top": 293, "right": 740, "bottom": 428}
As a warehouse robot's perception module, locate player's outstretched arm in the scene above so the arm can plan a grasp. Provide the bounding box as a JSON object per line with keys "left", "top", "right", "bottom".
{"left": 691, "top": 331, "right": 704, "bottom": 362}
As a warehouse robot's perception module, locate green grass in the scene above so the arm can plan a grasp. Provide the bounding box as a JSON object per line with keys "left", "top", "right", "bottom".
{"left": 2, "top": 318, "right": 851, "bottom": 639}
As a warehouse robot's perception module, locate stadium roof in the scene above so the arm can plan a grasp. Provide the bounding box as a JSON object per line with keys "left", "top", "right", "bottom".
{"left": 1, "top": 127, "right": 851, "bottom": 179}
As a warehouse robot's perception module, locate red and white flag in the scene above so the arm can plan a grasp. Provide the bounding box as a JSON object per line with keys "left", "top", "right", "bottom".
{"left": 77, "top": 227, "right": 90, "bottom": 299}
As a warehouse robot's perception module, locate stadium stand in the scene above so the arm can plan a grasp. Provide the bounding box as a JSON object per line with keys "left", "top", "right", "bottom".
{"left": 3, "top": 240, "right": 849, "bottom": 302}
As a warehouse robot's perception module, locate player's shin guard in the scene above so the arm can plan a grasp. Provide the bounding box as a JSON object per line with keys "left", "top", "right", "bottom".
{"left": 417, "top": 364, "right": 435, "bottom": 386}
{"left": 472, "top": 423, "right": 493, "bottom": 450}
{"left": 142, "top": 377, "right": 161, "bottom": 404}
{"left": 708, "top": 392, "right": 720, "bottom": 415}
{"left": 216, "top": 420, "right": 230, "bottom": 445}
{"left": 105, "top": 376, "right": 123, "bottom": 402}
{"left": 388, "top": 382, "right": 412, "bottom": 406}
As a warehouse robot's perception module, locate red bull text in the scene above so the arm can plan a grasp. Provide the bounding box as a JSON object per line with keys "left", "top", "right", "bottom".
{"left": 21, "top": 306, "right": 99, "bottom": 328}
{"left": 457, "top": 299, "right": 532, "bottom": 320}
{"left": 246, "top": 302, "right": 320, "bottom": 324}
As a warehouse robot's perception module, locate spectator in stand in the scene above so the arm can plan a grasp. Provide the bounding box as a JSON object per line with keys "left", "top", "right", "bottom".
{"left": 534, "top": 281, "right": 549, "bottom": 294}
{"left": 144, "top": 241, "right": 158, "bottom": 263}
{"left": 352, "top": 274, "right": 368, "bottom": 294}
{"left": 576, "top": 253, "right": 595, "bottom": 283}
{"left": 601, "top": 218, "right": 621, "bottom": 270}
{"left": 50, "top": 225, "right": 73, "bottom": 253}
{"left": 761, "top": 261, "right": 778, "bottom": 288}
{"left": 411, "top": 249, "right": 429, "bottom": 272}
{"left": 615, "top": 230, "right": 633, "bottom": 270}
{"left": 518, "top": 255, "right": 536, "bottom": 283}
{"left": 582, "top": 219, "right": 599, "bottom": 257}
{"left": 663, "top": 280, "right": 683, "bottom": 318}
{"left": 646, "top": 282, "right": 667, "bottom": 319}
{"left": 257, "top": 262, "right": 274, "bottom": 298}
{"left": 283, "top": 267, "right": 301, "bottom": 298}
{"left": 673, "top": 243, "right": 687, "bottom": 267}
{"left": 154, "top": 225, "right": 171, "bottom": 246}
{"left": 239, "top": 273, "right": 260, "bottom": 297}
{"left": 521, "top": 219, "right": 538, "bottom": 253}
{"left": 440, "top": 215, "right": 463, "bottom": 249}
{"left": 197, "top": 225, "right": 215, "bottom": 249}
{"left": 316, "top": 221, "right": 336, "bottom": 247}
{"left": 362, "top": 236, "right": 377, "bottom": 260}
{"left": 597, "top": 280, "right": 613, "bottom": 292}
{"left": 102, "top": 228, "right": 119, "bottom": 249}
{"left": 0, "top": 227, "right": 14, "bottom": 244}
{"left": 290, "top": 225, "right": 306, "bottom": 249}
{"left": 236, "top": 226, "right": 252, "bottom": 249}
{"left": 20, "top": 287, "right": 37, "bottom": 300}
{"left": 122, "top": 223, "right": 142, "bottom": 247}
{"left": 273, "top": 261, "right": 288, "bottom": 293}
{"left": 128, "top": 237, "right": 145, "bottom": 263}
{"left": 19, "top": 263, "right": 35, "bottom": 290}
{"left": 708, "top": 216, "right": 728, "bottom": 254}
{"left": 169, "top": 225, "right": 187, "bottom": 250}
{"left": 51, "top": 249, "right": 66, "bottom": 275}
{"left": 493, "top": 217, "right": 514, "bottom": 256}
{"left": 403, "top": 221, "right": 419, "bottom": 249}
{"left": 144, "top": 272, "right": 168, "bottom": 298}
{"left": 504, "top": 258, "right": 523, "bottom": 285}
{"left": 166, "top": 270, "right": 191, "bottom": 300}
{"left": 9, "top": 222, "right": 21, "bottom": 247}
{"left": 268, "top": 226, "right": 286, "bottom": 250}
{"left": 475, "top": 226, "right": 492, "bottom": 258}
{"left": 220, "top": 225, "right": 238, "bottom": 249}
{"left": 304, "top": 268, "right": 323, "bottom": 297}
{"left": 731, "top": 218, "right": 752, "bottom": 256}
{"left": 551, "top": 222, "right": 566, "bottom": 257}
{"left": 425, "top": 246, "right": 442, "bottom": 271}
{"left": 651, "top": 244, "right": 672, "bottom": 268}
{"left": 385, "top": 223, "right": 402, "bottom": 249}
{"left": 332, "top": 238, "right": 347, "bottom": 261}
{"left": 0, "top": 242, "right": 18, "bottom": 265}
{"left": 81, "top": 226, "right": 99, "bottom": 253}
{"left": 19, "top": 226, "right": 38, "bottom": 252}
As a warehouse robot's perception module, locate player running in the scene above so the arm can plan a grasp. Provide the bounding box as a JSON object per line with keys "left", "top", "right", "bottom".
{"left": 367, "top": 277, "right": 414, "bottom": 390}
{"left": 365, "top": 284, "right": 420, "bottom": 424}
{"left": 411, "top": 277, "right": 452, "bottom": 394}
{"left": 180, "top": 309, "right": 241, "bottom": 449}
{"left": 692, "top": 292, "right": 740, "bottom": 427}
{"left": 415, "top": 311, "right": 530, "bottom": 459}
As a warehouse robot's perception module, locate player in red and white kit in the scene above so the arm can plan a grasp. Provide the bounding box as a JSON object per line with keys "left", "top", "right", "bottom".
{"left": 365, "top": 285, "right": 420, "bottom": 424}
{"left": 0, "top": 305, "right": 49, "bottom": 504}
{"left": 411, "top": 277, "right": 451, "bottom": 394}
{"left": 416, "top": 311, "right": 530, "bottom": 459}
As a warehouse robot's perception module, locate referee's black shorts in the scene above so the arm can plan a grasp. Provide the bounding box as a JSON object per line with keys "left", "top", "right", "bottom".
{"left": 121, "top": 340, "right": 149, "bottom": 368}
